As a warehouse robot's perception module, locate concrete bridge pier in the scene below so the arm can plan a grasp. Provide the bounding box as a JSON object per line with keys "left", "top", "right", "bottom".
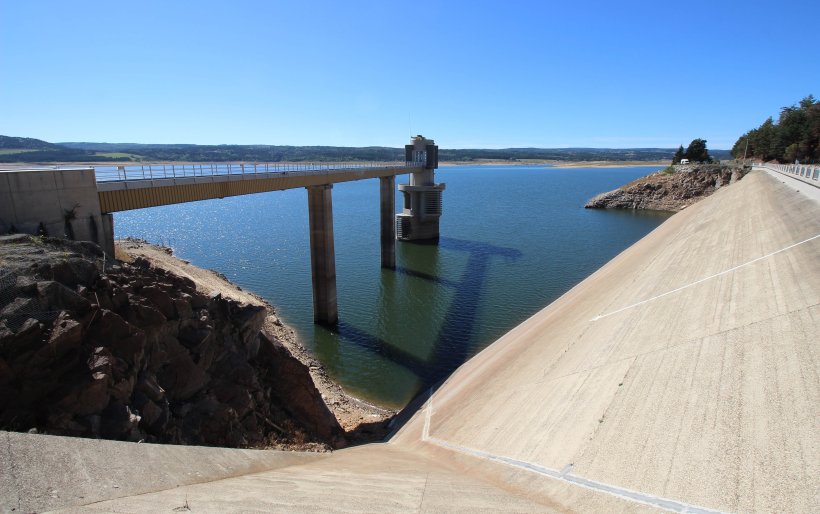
{"left": 380, "top": 176, "right": 396, "bottom": 268}
{"left": 100, "top": 213, "right": 115, "bottom": 259}
{"left": 306, "top": 184, "right": 338, "bottom": 325}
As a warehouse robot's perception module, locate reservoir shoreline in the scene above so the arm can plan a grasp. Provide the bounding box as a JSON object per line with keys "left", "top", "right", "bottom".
{"left": 115, "top": 165, "right": 673, "bottom": 408}
{"left": 440, "top": 160, "right": 668, "bottom": 168}
{"left": 116, "top": 238, "right": 396, "bottom": 440}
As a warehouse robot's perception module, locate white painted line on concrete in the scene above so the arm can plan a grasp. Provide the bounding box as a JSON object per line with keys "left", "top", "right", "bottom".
{"left": 422, "top": 394, "right": 725, "bottom": 514}
{"left": 422, "top": 388, "right": 432, "bottom": 441}
{"left": 428, "top": 436, "right": 725, "bottom": 514}
{"left": 590, "top": 233, "right": 820, "bottom": 321}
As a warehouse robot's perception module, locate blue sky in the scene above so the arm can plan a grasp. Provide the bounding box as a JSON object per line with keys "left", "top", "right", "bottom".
{"left": 1, "top": 0, "right": 817, "bottom": 149}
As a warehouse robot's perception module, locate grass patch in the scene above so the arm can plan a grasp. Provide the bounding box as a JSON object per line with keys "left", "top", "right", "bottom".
{"left": 113, "top": 244, "right": 134, "bottom": 263}
{"left": 93, "top": 152, "right": 143, "bottom": 160}
{"left": 660, "top": 165, "right": 676, "bottom": 174}
{"left": 0, "top": 149, "right": 38, "bottom": 155}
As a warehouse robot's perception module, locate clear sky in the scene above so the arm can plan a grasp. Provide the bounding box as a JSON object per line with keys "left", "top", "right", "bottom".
{"left": 1, "top": 0, "right": 817, "bottom": 149}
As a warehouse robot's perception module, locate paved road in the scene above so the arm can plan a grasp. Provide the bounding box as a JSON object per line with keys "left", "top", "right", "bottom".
{"left": 759, "top": 165, "right": 820, "bottom": 203}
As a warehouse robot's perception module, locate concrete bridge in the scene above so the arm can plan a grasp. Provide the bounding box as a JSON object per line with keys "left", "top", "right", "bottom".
{"left": 0, "top": 136, "right": 445, "bottom": 325}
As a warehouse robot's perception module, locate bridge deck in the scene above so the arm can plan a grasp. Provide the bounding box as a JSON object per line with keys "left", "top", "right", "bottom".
{"left": 95, "top": 162, "right": 423, "bottom": 212}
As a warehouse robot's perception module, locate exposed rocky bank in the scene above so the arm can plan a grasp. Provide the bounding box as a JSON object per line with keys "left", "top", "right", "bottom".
{"left": 585, "top": 163, "right": 751, "bottom": 212}
{"left": 0, "top": 235, "right": 392, "bottom": 450}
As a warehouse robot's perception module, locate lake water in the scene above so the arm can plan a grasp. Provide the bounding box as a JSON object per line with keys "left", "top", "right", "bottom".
{"left": 115, "top": 165, "right": 670, "bottom": 409}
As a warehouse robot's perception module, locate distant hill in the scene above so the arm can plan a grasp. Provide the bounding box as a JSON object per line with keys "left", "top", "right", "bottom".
{"left": 59, "top": 142, "right": 199, "bottom": 152}
{"left": 0, "top": 135, "right": 132, "bottom": 163}
{"left": 0, "top": 135, "right": 63, "bottom": 150}
{"left": 59, "top": 142, "right": 733, "bottom": 163}
{"left": 59, "top": 142, "right": 403, "bottom": 162}
{"left": 2, "top": 135, "right": 732, "bottom": 163}
{"left": 439, "top": 147, "right": 733, "bottom": 162}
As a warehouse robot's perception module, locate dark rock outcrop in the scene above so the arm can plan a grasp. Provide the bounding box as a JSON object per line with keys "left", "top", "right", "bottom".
{"left": 585, "top": 164, "right": 751, "bottom": 212}
{"left": 0, "top": 235, "right": 344, "bottom": 448}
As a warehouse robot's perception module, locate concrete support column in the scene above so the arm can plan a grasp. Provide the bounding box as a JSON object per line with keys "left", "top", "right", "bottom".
{"left": 100, "top": 213, "right": 115, "bottom": 261}
{"left": 379, "top": 176, "right": 396, "bottom": 269}
{"left": 307, "top": 184, "right": 338, "bottom": 325}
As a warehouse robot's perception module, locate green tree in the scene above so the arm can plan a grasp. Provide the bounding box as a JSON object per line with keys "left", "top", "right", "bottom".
{"left": 672, "top": 145, "right": 685, "bottom": 164}
{"left": 733, "top": 95, "right": 819, "bottom": 163}
{"left": 806, "top": 99, "right": 820, "bottom": 162}
{"left": 784, "top": 143, "right": 800, "bottom": 163}
{"left": 731, "top": 133, "right": 750, "bottom": 159}
{"left": 772, "top": 106, "right": 807, "bottom": 161}
{"left": 684, "top": 138, "right": 711, "bottom": 163}
{"left": 751, "top": 117, "right": 776, "bottom": 161}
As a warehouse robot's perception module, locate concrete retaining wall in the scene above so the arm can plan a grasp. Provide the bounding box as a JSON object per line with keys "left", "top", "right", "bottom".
{"left": 0, "top": 168, "right": 113, "bottom": 257}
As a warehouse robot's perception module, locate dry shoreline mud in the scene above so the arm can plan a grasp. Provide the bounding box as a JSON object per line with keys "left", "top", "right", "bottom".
{"left": 115, "top": 239, "right": 394, "bottom": 440}
{"left": 440, "top": 159, "right": 668, "bottom": 168}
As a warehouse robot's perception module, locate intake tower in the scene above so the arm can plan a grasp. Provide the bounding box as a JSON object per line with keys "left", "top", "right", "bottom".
{"left": 396, "top": 136, "right": 445, "bottom": 242}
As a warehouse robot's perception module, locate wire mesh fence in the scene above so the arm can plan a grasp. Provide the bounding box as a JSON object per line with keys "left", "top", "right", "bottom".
{"left": 0, "top": 267, "right": 59, "bottom": 332}
{"left": 0, "top": 261, "right": 101, "bottom": 333}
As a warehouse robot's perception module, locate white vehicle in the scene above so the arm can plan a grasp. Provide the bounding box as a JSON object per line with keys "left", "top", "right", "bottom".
{"left": 680, "top": 158, "right": 690, "bottom": 164}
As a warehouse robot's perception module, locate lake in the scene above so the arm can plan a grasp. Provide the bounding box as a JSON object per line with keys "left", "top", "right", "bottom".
{"left": 115, "top": 165, "right": 671, "bottom": 409}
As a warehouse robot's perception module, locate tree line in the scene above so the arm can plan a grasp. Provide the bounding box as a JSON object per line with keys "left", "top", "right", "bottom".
{"left": 731, "top": 95, "right": 819, "bottom": 163}
{"left": 0, "top": 149, "right": 132, "bottom": 163}
{"left": 59, "top": 142, "right": 690, "bottom": 163}
{"left": 2, "top": 135, "right": 734, "bottom": 164}
{"left": 671, "top": 138, "right": 711, "bottom": 164}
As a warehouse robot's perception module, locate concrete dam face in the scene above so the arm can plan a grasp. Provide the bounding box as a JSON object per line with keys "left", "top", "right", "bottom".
{"left": 2, "top": 168, "right": 818, "bottom": 513}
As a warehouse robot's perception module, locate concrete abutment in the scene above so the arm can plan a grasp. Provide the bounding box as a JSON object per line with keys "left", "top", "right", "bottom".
{"left": 0, "top": 167, "right": 114, "bottom": 258}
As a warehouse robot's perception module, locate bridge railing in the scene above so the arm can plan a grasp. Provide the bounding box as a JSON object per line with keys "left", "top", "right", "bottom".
{"left": 94, "top": 161, "right": 422, "bottom": 182}
{"left": 755, "top": 162, "right": 820, "bottom": 182}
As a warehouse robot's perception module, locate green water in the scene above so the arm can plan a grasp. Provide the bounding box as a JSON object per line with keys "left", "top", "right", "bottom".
{"left": 115, "top": 165, "right": 670, "bottom": 408}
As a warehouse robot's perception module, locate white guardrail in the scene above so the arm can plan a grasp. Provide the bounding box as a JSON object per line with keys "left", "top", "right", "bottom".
{"left": 755, "top": 162, "right": 820, "bottom": 182}
{"left": 93, "top": 161, "right": 424, "bottom": 182}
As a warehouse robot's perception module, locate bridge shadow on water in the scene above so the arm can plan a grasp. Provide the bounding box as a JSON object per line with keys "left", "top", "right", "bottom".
{"left": 333, "top": 236, "right": 523, "bottom": 398}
